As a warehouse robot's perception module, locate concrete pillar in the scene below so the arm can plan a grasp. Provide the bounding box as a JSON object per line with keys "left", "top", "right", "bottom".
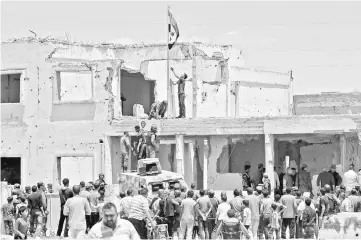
{"left": 235, "top": 82, "right": 240, "bottom": 117}
{"left": 226, "top": 76, "right": 231, "bottom": 117}
{"left": 184, "top": 142, "right": 195, "bottom": 186}
{"left": 288, "top": 70, "right": 294, "bottom": 116}
{"left": 265, "top": 134, "right": 275, "bottom": 195}
{"left": 116, "top": 63, "right": 122, "bottom": 117}
{"left": 175, "top": 135, "right": 185, "bottom": 175}
{"left": 103, "top": 137, "right": 112, "bottom": 184}
{"left": 203, "top": 138, "right": 209, "bottom": 189}
{"left": 192, "top": 57, "right": 199, "bottom": 119}
{"left": 340, "top": 134, "right": 346, "bottom": 172}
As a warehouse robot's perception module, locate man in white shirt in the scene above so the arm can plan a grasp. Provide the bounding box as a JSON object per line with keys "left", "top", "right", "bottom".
{"left": 120, "top": 131, "right": 133, "bottom": 172}
{"left": 128, "top": 188, "right": 155, "bottom": 239}
{"left": 216, "top": 195, "right": 231, "bottom": 222}
{"left": 343, "top": 163, "right": 359, "bottom": 194}
{"left": 339, "top": 192, "right": 354, "bottom": 212}
{"left": 63, "top": 185, "right": 91, "bottom": 239}
{"left": 120, "top": 189, "right": 134, "bottom": 219}
{"left": 88, "top": 202, "right": 140, "bottom": 240}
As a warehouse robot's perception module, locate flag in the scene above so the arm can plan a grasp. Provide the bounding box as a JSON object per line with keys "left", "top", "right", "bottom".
{"left": 168, "top": 8, "right": 180, "bottom": 50}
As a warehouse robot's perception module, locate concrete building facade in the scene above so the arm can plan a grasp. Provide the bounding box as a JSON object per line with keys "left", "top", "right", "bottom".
{"left": 1, "top": 38, "right": 361, "bottom": 197}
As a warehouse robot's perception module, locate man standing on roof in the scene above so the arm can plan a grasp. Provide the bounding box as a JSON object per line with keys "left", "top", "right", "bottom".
{"left": 170, "top": 67, "right": 191, "bottom": 118}
{"left": 120, "top": 131, "right": 133, "bottom": 172}
{"left": 134, "top": 126, "right": 147, "bottom": 160}
{"left": 146, "top": 126, "right": 158, "bottom": 158}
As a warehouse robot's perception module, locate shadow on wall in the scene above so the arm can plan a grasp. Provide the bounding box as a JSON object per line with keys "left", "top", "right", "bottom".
{"left": 121, "top": 70, "right": 155, "bottom": 116}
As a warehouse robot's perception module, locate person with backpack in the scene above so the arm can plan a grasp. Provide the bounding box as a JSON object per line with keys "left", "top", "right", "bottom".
{"left": 324, "top": 184, "right": 340, "bottom": 214}
{"left": 56, "top": 178, "right": 73, "bottom": 237}
{"left": 318, "top": 187, "right": 329, "bottom": 228}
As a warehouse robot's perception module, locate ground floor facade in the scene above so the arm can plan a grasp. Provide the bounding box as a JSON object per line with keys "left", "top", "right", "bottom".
{"left": 1, "top": 115, "right": 360, "bottom": 193}
{"left": 1, "top": 115, "right": 361, "bottom": 232}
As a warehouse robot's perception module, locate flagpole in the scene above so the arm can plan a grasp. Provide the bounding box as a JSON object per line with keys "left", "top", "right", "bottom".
{"left": 166, "top": 5, "right": 171, "bottom": 118}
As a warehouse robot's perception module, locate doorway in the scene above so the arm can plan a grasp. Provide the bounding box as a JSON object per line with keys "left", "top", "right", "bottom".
{"left": 1, "top": 157, "right": 21, "bottom": 184}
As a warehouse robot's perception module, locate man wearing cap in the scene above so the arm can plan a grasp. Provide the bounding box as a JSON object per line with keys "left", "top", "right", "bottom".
{"left": 242, "top": 162, "right": 252, "bottom": 190}
{"left": 343, "top": 163, "right": 359, "bottom": 194}
{"left": 252, "top": 163, "right": 264, "bottom": 190}
{"left": 329, "top": 164, "right": 342, "bottom": 187}
{"left": 298, "top": 164, "right": 313, "bottom": 196}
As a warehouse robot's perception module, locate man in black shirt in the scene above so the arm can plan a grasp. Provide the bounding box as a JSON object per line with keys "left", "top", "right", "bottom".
{"left": 28, "top": 185, "right": 44, "bottom": 236}
{"left": 170, "top": 67, "right": 191, "bottom": 118}
{"left": 56, "top": 178, "right": 73, "bottom": 237}
{"left": 242, "top": 163, "right": 252, "bottom": 190}
{"left": 329, "top": 164, "right": 342, "bottom": 187}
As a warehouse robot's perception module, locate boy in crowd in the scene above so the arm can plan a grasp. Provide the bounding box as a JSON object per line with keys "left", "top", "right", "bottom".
{"left": 2, "top": 196, "right": 15, "bottom": 235}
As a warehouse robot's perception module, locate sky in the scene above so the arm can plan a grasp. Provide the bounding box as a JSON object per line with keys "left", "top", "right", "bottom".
{"left": 1, "top": 1, "right": 361, "bottom": 94}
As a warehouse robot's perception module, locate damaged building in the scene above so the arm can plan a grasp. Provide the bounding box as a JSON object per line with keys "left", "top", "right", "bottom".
{"left": 1, "top": 37, "right": 361, "bottom": 198}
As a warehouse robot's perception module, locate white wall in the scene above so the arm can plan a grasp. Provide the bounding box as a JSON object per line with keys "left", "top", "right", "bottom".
{"left": 237, "top": 86, "right": 289, "bottom": 117}
{"left": 58, "top": 72, "right": 92, "bottom": 101}
{"left": 60, "top": 157, "right": 94, "bottom": 184}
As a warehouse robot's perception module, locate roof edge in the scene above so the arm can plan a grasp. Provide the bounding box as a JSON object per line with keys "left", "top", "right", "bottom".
{"left": 1, "top": 37, "right": 233, "bottom": 49}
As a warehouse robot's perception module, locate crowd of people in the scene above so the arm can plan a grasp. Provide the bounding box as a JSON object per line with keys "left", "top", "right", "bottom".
{"left": 2, "top": 161, "right": 361, "bottom": 239}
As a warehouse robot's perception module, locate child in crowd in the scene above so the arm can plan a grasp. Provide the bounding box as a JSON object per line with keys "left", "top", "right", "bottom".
{"left": 242, "top": 200, "right": 252, "bottom": 230}
{"left": 262, "top": 173, "right": 271, "bottom": 193}
{"left": 269, "top": 203, "right": 285, "bottom": 240}
{"left": 14, "top": 206, "right": 29, "bottom": 239}
{"left": 2, "top": 196, "right": 15, "bottom": 235}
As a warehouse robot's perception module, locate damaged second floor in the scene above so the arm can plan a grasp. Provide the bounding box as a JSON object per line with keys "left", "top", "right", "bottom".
{"left": 1, "top": 38, "right": 294, "bottom": 125}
